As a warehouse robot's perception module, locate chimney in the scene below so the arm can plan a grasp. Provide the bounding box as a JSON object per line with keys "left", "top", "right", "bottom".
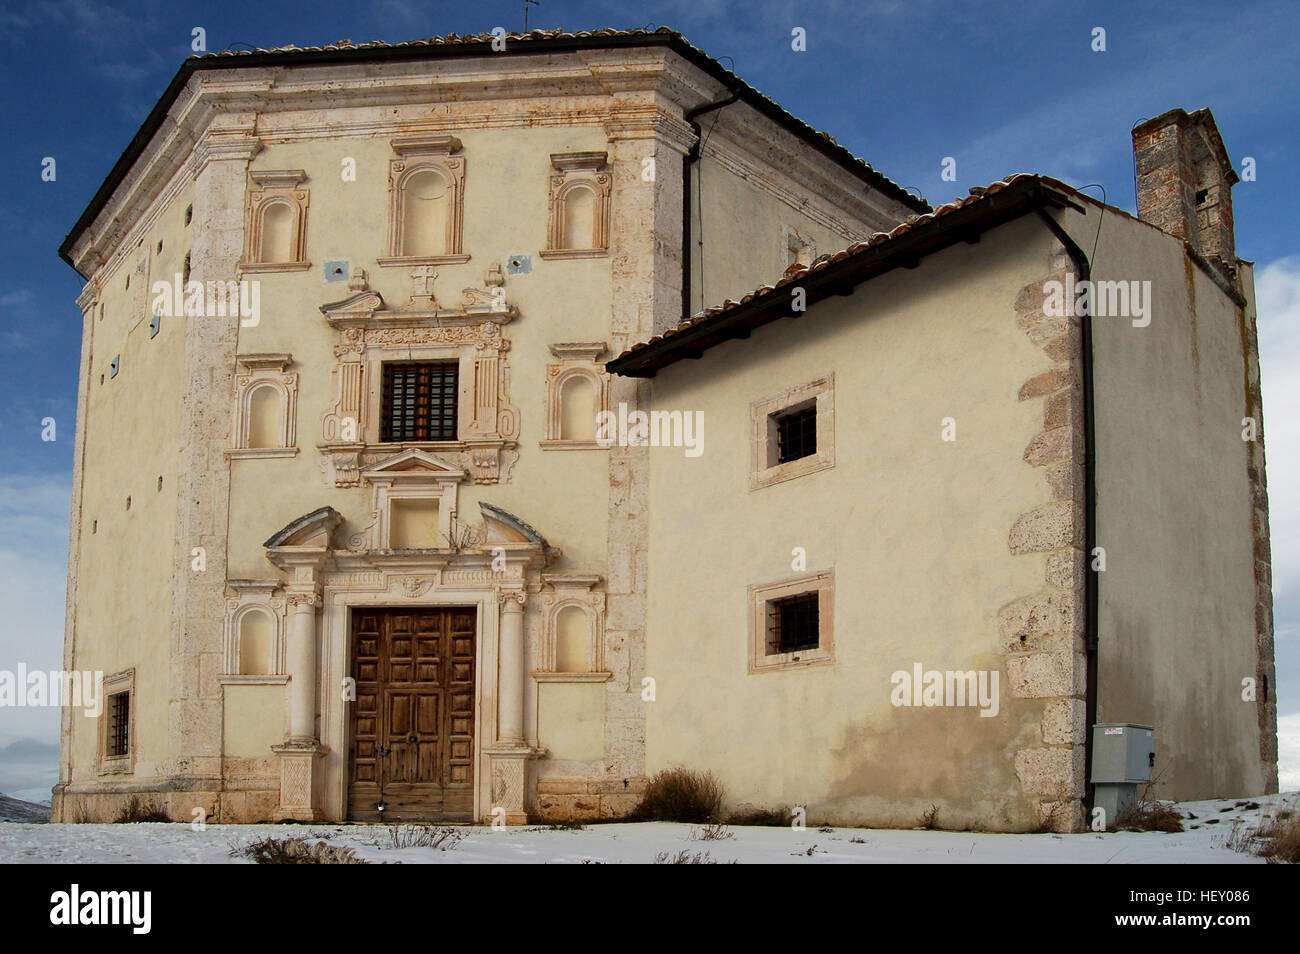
{"left": 1132, "top": 108, "right": 1239, "bottom": 277}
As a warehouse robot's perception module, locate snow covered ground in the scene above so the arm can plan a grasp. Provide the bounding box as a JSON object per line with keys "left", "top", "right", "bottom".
{"left": 0, "top": 792, "right": 1294, "bottom": 864}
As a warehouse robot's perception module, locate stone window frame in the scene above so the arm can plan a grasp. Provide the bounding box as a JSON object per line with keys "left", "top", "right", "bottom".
{"left": 98, "top": 668, "right": 136, "bottom": 775}
{"left": 377, "top": 134, "right": 470, "bottom": 267}
{"left": 227, "top": 354, "right": 299, "bottom": 460}
{"left": 221, "top": 581, "right": 288, "bottom": 681}
{"left": 539, "top": 152, "right": 612, "bottom": 260}
{"left": 750, "top": 374, "right": 835, "bottom": 491}
{"left": 364, "top": 345, "right": 477, "bottom": 450}
{"left": 360, "top": 448, "right": 464, "bottom": 552}
{"left": 317, "top": 281, "right": 521, "bottom": 487}
{"left": 747, "top": 570, "right": 835, "bottom": 674}
{"left": 541, "top": 342, "right": 610, "bottom": 449}
{"left": 240, "top": 170, "right": 311, "bottom": 273}
{"left": 533, "top": 575, "right": 609, "bottom": 683}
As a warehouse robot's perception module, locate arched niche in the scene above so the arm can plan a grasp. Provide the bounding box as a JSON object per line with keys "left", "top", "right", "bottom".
{"left": 238, "top": 607, "right": 275, "bottom": 676}
{"left": 400, "top": 167, "right": 452, "bottom": 257}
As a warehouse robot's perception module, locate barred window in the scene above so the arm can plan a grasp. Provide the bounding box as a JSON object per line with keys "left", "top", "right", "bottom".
{"left": 766, "top": 592, "right": 820, "bottom": 655}
{"left": 381, "top": 362, "right": 458, "bottom": 442}
{"left": 106, "top": 691, "right": 130, "bottom": 758}
{"left": 773, "top": 401, "right": 817, "bottom": 464}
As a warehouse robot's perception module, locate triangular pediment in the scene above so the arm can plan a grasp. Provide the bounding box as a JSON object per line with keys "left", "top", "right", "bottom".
{"left": 361, "top": 448, "right": 465, "bottom": 484}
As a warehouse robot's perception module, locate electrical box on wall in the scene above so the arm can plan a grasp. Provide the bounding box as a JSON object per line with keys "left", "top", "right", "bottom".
{"left": 1090, "top": 723, "right": 1155, "bottom": 825}
{"left": 1091, "top": 723, "right": 1155, "bottom": 783}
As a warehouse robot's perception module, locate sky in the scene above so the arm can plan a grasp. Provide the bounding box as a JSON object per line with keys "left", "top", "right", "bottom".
{"left": 0, "top": 0, "right": 1296, "bottom": 801}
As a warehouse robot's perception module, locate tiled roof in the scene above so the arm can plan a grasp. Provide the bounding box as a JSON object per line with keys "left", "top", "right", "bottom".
{"left": 192, "top": 27, "right": 922, "bottom": 213}
{"left": 62, "top": 26, "right": 927, "bottom": 271}
{"left": 609, "top": 174, "right": 1086, "bottom": 373}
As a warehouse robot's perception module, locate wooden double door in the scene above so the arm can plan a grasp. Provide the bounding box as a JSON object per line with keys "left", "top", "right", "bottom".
{"left": 348, "top": 607, "right": 476, "bottom": 822}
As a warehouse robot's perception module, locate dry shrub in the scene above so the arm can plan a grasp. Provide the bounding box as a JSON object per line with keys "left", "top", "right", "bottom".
{"left": 653, "top": 849, "right": 732, "bottom": 864}
{"left": 633, "top": 768, "right": 724, "bottom": 823}
{"left": 233, "top": 837, "right": 367, "bottom": 864}
{"left": 1258, "top": 812, "right": 1300, "bottom": 864}
{"left": 114, "top": 796, "right": 170, "bottom": 823}
{"left": 726, "top": 807, "right": 791, "bottom": 827}
{"left": 372, "top": 825, "right": 464, "bottom": 851}
{"left": 1115, "top": 800, "right": 1184, "bottom": 833}
{"left": 690, "top": 822, "right": 734, "bottom": 841}
{"left": 919, "top": 804, "right": 940, "bottom": 830}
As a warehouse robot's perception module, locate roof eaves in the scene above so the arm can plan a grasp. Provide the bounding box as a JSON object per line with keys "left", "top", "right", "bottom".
{"left": 59, "top": 27, "right": 926, "bottom": 273}
{"left": 606, "top": 175, "right": 1083, "bottom": 377}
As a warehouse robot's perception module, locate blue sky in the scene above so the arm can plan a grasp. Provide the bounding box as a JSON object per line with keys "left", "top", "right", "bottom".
{"left": 0, "top": 0, "right": 1297, "bottom": 800}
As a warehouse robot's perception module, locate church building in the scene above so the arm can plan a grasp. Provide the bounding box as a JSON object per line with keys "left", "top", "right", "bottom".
{"left": 53, "top": 28, "right": 1277, "bottom": 831}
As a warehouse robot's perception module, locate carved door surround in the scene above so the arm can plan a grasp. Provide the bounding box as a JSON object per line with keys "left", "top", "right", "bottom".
{"left": 317, "top": 268, "right": 521, "bottom": 487}
{"left": 261, "top": 500, "right": 564, "bottom": 824}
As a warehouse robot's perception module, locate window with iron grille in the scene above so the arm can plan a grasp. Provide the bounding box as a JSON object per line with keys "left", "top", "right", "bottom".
{"left": 106, "top": 691, "right": 130, "bottom": 758}
{"left": 381, "top": 361, "right": 458, "bottom": 442}
{"left": 773, "top": 401, "right": 816, "bottom": 464}
{"left": 766, "top": 592, "right": 820, "bottom": 654}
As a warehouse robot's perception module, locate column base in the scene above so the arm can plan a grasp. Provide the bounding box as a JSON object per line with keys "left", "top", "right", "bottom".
{"left": 483, "top": 745, "right": 542, "bottom": 825}
{"left": 271, "top": 741, "right": 328, "bottom": 821}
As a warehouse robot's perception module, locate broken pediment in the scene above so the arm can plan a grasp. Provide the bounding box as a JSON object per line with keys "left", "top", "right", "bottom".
{"left": 480, "top": 502, "right": 548, "bottom": 547}
{"left": 320, "top": 290, "right": 386, "bottom": 324}
{"left": 263, "top": 506, "right": 343, "bottom": 549}
{"left": 320, "top": 262, "right": 518, "bottom": 329}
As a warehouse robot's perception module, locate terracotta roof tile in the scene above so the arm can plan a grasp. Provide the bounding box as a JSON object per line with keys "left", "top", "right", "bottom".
{"left": 614, "top": 174, "right": 1080, "bottom": 362}
{"left": 190, "top": 27, "right": 920, "bottom": 212}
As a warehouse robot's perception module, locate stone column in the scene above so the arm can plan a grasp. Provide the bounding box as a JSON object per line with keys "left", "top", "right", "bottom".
{"left": 498, "top": 591, "right": 526, "bottom": 745}
{"left": 284, "top": 589, "right": 321, "bottom": 743}
{"left": 271, "top": 582, "right": 327, "bottom": 821}
{"left": 485, "top": 588, "right": 533, "bottom": 824}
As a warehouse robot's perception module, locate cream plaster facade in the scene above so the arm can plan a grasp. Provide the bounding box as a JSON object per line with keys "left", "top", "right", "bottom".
{"left": 54, "top": 32, "right": 918, "bottom": 824}
{"left": 55, "top": 33, "right": 1273, "bottom": 831}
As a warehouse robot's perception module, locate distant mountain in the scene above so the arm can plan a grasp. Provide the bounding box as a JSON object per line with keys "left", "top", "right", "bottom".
{"left": 0, "top": 793, "right": 50, "bottom": 823}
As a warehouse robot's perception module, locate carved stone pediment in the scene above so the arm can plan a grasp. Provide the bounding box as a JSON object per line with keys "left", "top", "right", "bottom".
{"left": 321, "top": 262, "right": 517, "bottom": 329}
{"left": 361, "top": 448, "right": 466, "bottom": 486}
{"left": 320, "top": 291, "right": 386, "bottom": 324}
{"left": 321, "top": 294, "right": 516, "bottom": 329}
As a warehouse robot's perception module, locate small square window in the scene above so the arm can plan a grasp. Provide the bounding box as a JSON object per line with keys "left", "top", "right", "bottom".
{"left": 773, "top": 401, "right": 817, "bottom": 465}
{"left": 750, "top": 375, "right": 834, "bottom": 490}
{"left": 381, "top": 361, "right": 458, "bottom": 442}
{"left": 766, "top": 592, "right": 819, "bottom": 654}
{"left": 748, "top": 571, "right": 834, "bottom": 673}
{"left": 106, "top": 691, "right": 130, "bottom": 757}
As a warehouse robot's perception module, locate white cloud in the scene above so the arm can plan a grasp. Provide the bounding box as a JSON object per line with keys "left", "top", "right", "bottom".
{"left": 0, "top": 473, "right": 71, "bottom": 744}
{"left": 1256, "top": 257, "right": 1300, "bottom": 604}
{"left": 1277, "top": 712, "right": 1300, "bottom": 793}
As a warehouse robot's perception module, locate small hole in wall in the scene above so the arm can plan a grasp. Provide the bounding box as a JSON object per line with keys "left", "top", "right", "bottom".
{"left": 1195, "top": 188, "right": 1209, "bottom": 206}
{"left": 92, "top": 520, "right": 97, "bottom": 534}
{"left": 156, "top": 239, "right": 163, "bottom": 254}
{"left": 184, "top": 204, "right": 193, "bottom": 226}
{"left": 124, "top": 274, "right": 129, "bottom": 291}
{"left": 332, "top": 265, "right": 344, "bottom": 276}
{"left": 182, "top": 252, "right": 191, "bottom": 284}
{"left": 125, "top": 496, "right": 131, "bottom": 510}
{"left": 510, "top": 258, "right": 523, "bottom": 268}
{"left": 157, "top": 476, "right": 163, "bottom": 492}
{"left": 99, "top": 374, "right": 104, "bottom": 386}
